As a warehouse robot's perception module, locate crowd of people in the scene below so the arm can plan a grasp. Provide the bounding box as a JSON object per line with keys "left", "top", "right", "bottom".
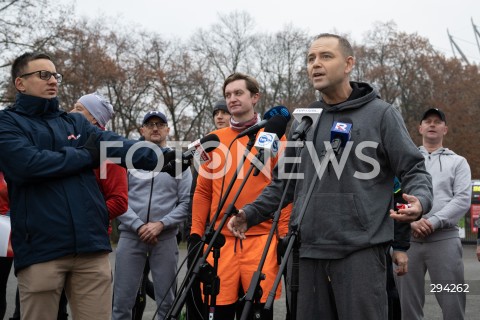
{"left": 0, "top": 33, "right": 475, "bottom": 320}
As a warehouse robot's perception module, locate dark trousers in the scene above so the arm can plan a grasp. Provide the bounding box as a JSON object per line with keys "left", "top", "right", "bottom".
{"left": 0, "top": 257, "right": 13, "bottom": 319}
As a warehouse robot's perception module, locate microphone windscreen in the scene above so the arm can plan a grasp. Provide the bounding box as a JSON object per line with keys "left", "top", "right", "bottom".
{"left": 199, "top": 133, "right": 220, "bottom": 152}
{"left": 263, "top": 105, "right": 291, "bottom": 122}
{"left": 264, "top": 115, "right": 288, "bottom": 138}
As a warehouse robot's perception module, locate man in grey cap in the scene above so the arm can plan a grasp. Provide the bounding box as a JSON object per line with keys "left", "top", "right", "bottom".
{"left": 212, "top": 99, "right": 231, "bottom": 129}
{"left": 396, "top": 107, "right": 471, "bottom": 320}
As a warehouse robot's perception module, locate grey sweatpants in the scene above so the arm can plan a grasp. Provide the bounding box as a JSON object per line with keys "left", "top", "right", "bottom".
{"left": 112, "top": 236, "right": 179, "bottom": 320}
{"left": 395, "top": 238, "right": 465, "bottom": 320}
{"left": 296, "top": 245, "right": 388, "bottom": 320}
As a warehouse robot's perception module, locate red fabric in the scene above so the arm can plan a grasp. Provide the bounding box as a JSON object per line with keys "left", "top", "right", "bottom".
{"left": 0, "top": 172, "right": 9, "bottom": 214}
{"left": 94, "top": 161, "right": 128, "bottom": 234}
{"left": 0, "top": 171, "right": 12, "bottom": 257}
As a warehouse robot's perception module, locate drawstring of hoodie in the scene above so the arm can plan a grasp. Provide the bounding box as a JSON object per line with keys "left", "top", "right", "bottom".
{"left": 438, "top": 150, "right": 445, "bottom": 172}
{"left": 428, "top": 149, "right": 445, "bottom": 172}
{"left": 234, "top": 237, "right": 243, "bottom": 253}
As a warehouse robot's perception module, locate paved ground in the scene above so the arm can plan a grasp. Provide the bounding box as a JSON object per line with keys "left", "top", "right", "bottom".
{"left": 4, "top": 244, "right": 480, "bottom": 319}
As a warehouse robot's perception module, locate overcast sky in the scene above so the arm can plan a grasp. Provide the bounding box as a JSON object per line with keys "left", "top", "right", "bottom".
{"left": 65, "top": 0, "right": 480, "bottom": 63}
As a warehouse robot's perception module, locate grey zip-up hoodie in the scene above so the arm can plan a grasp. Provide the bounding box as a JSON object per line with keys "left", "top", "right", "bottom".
{"left": 243, "top": 82, "right": 433, "bottom": 259}
{"left": 117, "top": 168, "right": 192, "bottom": 240}
{"left": 415, "top": 146, "right": 471, "bottom": 242}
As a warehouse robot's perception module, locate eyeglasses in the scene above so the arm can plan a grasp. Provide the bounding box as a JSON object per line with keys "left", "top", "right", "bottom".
{"left": 19, "top": 70, "right": 63, "bottom": 84}
{"left": 143, "top": 122, "right": 168, "bottom": 129}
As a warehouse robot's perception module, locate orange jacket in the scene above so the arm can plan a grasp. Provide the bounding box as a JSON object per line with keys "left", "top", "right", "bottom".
{"left": 192, "top": 127, "right": 291, "bottom": 238}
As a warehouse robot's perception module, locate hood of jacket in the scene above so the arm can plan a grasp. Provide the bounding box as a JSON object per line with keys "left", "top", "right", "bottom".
{"left": 418, "top": 146, "right": 456, "bottom": 173}
{"left": 317, "top": 81, "right": 378, "bottom": 113}
{"left": 11, "top": 92, "right": 63, "bottom": 118}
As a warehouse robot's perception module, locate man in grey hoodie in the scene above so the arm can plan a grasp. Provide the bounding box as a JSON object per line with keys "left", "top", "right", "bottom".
{"left": 112, "top": 111, "right": 192, "bottom": 320}
{"left": 228, "top": 33, "right": 433, "bottom": 320}
{"left": 395, "top": 108, "right": 471, "bottom": 320}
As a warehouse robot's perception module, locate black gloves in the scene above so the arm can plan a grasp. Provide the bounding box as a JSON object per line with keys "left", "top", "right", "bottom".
{"left": 161, "top": 158, "right": 191, "bottom": 177}
{"left": 83, "top": 133, "right": 100, "bottom": 168}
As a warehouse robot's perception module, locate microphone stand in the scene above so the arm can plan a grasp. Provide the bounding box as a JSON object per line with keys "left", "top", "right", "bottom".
{"left": 166, "top": 133, "right": 258, "bottom": 320}
{"left": 239, "top": 160, "right": 295, "bottom": 320}
{"left": 262, "top": 141, "right": 329, "bottom": 320}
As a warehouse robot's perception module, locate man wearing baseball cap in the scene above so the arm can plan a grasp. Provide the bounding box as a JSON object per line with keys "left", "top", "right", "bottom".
{"left": 420, "top": 107, "right": 447, "bottom": 124}
{"left": 113, "top": 110, "right": 192, "bottom": 320}
{"left": 396, "top": 107, "right": 471, "bottom": 319}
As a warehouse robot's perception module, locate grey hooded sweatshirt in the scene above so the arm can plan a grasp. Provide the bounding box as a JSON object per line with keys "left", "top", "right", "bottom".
{"left": 415, "top": 146, "right": 471, "bottom": 242}
{"left": 243, "top": 82, "right": 433, "bottom": 259}
{"left": 117, "top": 168, "right": 192, "bottom": 240}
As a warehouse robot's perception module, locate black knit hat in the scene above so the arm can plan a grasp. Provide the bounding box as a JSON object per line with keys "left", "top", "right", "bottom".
{"left": 212, "top": 99, "right": 230, "bottom": 117}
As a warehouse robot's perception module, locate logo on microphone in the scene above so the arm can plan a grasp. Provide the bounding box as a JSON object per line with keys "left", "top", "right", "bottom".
{"left": 335, "top": 122, "right": 348, "bottom": 131}
{"left": 255, "top": 132, "right": 279, "bottom": 153}
{"left": 258, "top": 133, "right": 274, "bottom": 144}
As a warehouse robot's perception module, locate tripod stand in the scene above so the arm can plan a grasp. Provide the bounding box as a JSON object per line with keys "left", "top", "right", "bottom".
{"left": 260, "top": 144, "right": 331, "bottom": 320}
{"left": 166, "top": 133, "right": 258, "bottom": 319}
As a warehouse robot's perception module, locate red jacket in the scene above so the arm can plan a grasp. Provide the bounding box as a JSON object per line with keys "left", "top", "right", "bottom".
{"left": 94, "top": 161, "right": 128, "bottom": 234}
{"left": 0, "top": 171, "right": 9, "bottom": 214}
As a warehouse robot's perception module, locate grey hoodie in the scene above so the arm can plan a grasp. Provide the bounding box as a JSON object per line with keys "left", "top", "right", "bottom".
{"left": 118, "top": 168, "right": 192, "bottom": 240}
{"left": 416, "top": 146, "right": 471, "bottom": 242}
{"left": 243, "top": 82, "right": 433, "bottom": 259}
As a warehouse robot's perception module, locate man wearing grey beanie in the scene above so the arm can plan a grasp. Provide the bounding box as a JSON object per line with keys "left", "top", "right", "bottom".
{"left": 68, "top": 92, "right": 128, "bottom": 316}
{"left": 70, "top": 91, "right": 128, "bottom": 226}
{"left": 75, "top": 92, "right": 115, "bottom": 129}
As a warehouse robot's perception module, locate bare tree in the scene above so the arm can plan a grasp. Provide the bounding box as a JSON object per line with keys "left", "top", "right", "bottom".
{"left": 191, "top": 11, "right": 257, "bottom": 79}
{"left": 253, "top": 25, "right": 315, "bottom": 115}
{"left": 141, "top": 33, "right": 215, "bottom": 141}
{"left": 355, "top": 21, "right": 437, "bottom": 122}
{"left": 0, "top": 0, "right": 73, "bottom": 103}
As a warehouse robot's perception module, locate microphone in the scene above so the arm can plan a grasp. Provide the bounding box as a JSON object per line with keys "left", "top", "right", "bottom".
{"left": 330, "top": 121, "right": 352, "bottom": 155}
{"left": 161, "top": 134, "right": 220, "bottom": 176}
{"left": 183, "top": 133, "right": 220, "bottom": 162}
{"left": 263, "top": 105, "right": 291, "bottom": 121}
{"left": 236, "top": 105, "right": 291, "bottom": 139}
{"left": 291, "top": 101, "right": 323, "bottom": 141}
{"left": 253, "top": 115, "right": 288, "bottom": 176}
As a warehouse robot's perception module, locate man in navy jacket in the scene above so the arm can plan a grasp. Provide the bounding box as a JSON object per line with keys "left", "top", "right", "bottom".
{"left": 0, "top": 52, "right": 166, "bottom": 320}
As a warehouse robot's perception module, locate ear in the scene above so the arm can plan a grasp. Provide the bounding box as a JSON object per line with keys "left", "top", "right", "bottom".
{"left": 251, "top": 92, "right": 260, "bottom": 105}
{"left": 14, "top": 77, "right": 26, "bottom": 92}
{"left": 443, "top": 125, "right": 448, "bottom": 135}
{"left": 345, "top": 56, "right": 355, "bottom": 74}
{"left": 418, "top": 124, "right": 423, "bottom": 135}
{"left": 140, "top": 127, "right": 145, "bottom": 137}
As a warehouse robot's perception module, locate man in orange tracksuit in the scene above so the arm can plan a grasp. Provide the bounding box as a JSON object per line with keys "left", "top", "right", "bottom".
{"left": 191, "top": 72, "right": 291, "bottom": 320}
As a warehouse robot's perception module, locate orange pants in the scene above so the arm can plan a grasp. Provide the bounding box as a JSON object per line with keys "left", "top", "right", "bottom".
{"left": 204, "top": 233, "right": 281, "bottom": 305}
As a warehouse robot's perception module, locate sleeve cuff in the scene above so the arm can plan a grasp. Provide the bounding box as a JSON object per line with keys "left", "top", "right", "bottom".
{"left": 243, "top": 205, "right": 271, "bottom": 229}
{"left": 428, "top": 216, "right": 441, "bottom": 230}
{"left": 133, "top": 221, "right": 144, "bottom": 233}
